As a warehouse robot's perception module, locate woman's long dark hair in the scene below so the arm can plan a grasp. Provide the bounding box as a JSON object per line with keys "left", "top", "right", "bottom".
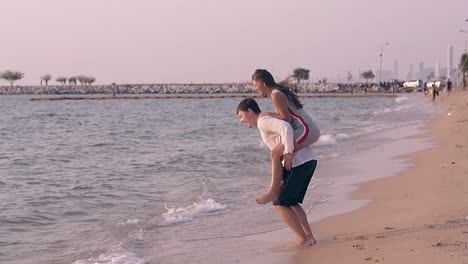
{"left": 251, "top": 69, "right": 303, "bottom": 109}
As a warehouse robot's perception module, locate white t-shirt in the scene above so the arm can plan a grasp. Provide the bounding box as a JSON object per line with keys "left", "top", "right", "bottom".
{"left": 257, "top": 115, "right": 317, "bottom": 167}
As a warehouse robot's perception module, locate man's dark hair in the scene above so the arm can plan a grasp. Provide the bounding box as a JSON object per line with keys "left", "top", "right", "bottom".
{"left": 236, "top": 98, "right": 261, "bottom": 114}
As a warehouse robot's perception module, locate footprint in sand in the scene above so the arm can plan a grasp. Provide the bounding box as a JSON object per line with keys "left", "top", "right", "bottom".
{"left": 352, "top": 243, "right": 368, "bottom": 250}
{"left": 364, "top": 256, "right": 384, "bottom": 262}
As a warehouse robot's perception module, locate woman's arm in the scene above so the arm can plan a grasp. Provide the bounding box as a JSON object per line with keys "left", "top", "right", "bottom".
{"left": 271, "top": 92, "right": 292, "bottom": 123}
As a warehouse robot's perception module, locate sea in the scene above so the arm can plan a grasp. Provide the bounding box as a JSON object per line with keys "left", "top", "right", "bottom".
{"left": 0, "top": 93, "right": 441, "bottom": 264}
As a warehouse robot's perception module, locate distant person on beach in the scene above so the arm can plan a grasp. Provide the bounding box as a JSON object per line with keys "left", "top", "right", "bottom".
{"left": 432, "top": 84, "right": 439, "bottom": 101}
{"left": 447, "top": 79, "right": 452, "bottom": 95}
{"left": 251, "top": 69, "right": 320, "bottom": 204}
{"left": 236, "top": 98, "right": 318, "bottom": 248}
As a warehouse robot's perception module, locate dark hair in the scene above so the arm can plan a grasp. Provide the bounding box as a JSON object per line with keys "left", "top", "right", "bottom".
{"left": 251, "top": 69, "right": 303, "bottom": 109}
{"left": 236, "top": 98, "right": 261, "bottom": 114}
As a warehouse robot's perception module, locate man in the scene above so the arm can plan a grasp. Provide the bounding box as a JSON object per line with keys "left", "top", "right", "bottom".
{"left": 432, "top": 83, "right": 439, "bottom": 101}
{"left": 447, "top": 79, "right": 452, "bottom": 96}
{"left": 236, "top": 98, "right": 318, "bottom": 248}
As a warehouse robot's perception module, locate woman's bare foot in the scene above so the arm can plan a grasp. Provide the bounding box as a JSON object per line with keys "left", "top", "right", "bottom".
{"left": 256, "top": 191, "right": 278, "bottom": 204}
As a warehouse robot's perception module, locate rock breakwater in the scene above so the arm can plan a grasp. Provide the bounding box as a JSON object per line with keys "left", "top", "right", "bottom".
{"left": 0, "top": 82, "right": 386, "bottom": 95}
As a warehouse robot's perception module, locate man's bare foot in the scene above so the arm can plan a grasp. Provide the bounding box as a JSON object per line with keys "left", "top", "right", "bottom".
{"left": 286, "top": 239, "right": 315, "bottom": 249}
{"left": 256, "top": 192, "right": 278, "bottom": 204}
{"left": 306, "top": 236, "right": 318, "bottom": 245}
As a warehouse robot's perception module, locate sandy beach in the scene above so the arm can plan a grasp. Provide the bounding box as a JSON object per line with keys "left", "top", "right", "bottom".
{"left": 284, "top": 89, "right": 468, "bottom": 263}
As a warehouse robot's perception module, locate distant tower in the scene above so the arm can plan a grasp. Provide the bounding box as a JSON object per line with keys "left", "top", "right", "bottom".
{"left": 393, "top": 60, "right": 398, "bottom": 79}
{"left": 435, "top": 61, "right": 440, "bottom": 79}
{"left": 407, "top": 64, "right": 414, "bottom": 80}
{"left": 447, "top": 45, "right": 453, "bottom": 80}
{"left": 419, "top": 62, "right": 424, "bottom": 79}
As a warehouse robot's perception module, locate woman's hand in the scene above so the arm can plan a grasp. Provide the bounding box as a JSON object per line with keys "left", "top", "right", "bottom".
{"left": 294, "top": 142, "right": 304, "bottom": 152}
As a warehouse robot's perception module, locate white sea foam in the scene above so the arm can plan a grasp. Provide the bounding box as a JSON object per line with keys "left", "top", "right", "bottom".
{"left": 395, "top": 96, "right": 408, "bottom": 104}
{"left": 360, "top": 123, "right": 395, "bottom": 134}
{"left": 317, "top": 152, "right": 342, "bottom": 159}
{"left": 309, "top": 179, "right": 335, "bottom": 189}
{"left": 335, "top": 133, "right": 351, "bottom": 141}
{"left": 373, "top": 101, "right": 414, "bottom": 116}
{"left": 314, "top": 133, "right": 351, "bottom": 147}
{"left": 117, "top": 218, "right": 140, "bottom": 226}
{"left": 159, "top": 198, "right": 226, "bottom": 226}
{"left": 73, "top": 251, "right": 144, "bottom": 264}
{"left": 315, "top": 134, "right": 337, "bottom": 146}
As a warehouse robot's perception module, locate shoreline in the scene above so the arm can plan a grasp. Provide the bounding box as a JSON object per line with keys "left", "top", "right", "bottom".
{"left": 27, "top": 93, "right": 398, "bottom": 101}
{"left": 293, "top": 89, "right": 468, "bottom": 263}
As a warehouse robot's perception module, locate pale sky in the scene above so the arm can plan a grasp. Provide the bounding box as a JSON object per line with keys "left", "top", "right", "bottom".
{"left": 0, "top": 0, "right": 467, "bottom": 85}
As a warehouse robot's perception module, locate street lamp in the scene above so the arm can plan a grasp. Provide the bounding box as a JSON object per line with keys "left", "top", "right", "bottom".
{"left": 460, "top": 29, "right": 468, "bottom": 51}
{"left": 379, "top": 42, "right": 390, "bottom": 84}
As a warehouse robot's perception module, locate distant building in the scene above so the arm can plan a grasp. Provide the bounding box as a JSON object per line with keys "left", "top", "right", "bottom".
{"left": 393, "top": 60, "right": 399, "bottom": 79}
{"left": 416, "top": 61, "right": 427, "bottom": 80}
{"left": 447, "top": 45, "right": 454, "bottom": 80}
{"left": 407, "top": 64, "right": 414, "bottom": 80}
{"left": 380, "top": 70, "right": 393, "bottom": 81}
{"left": 435, "top": 61, "right": 440, "bottom": 79}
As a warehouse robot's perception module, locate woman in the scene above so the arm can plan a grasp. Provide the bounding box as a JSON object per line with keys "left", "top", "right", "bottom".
{"left": 252, "top": 69, "right": 320, "bottom": 204}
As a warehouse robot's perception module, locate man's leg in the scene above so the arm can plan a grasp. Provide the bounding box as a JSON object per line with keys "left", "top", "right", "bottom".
{"left": 274, "top": 205, "right": 313, "bottom": 248}
{"left": 256, "top": 144, "right": 284, "bottom": 204}
{"left": 291, "top": 205, "right": 317, "bottom": 245}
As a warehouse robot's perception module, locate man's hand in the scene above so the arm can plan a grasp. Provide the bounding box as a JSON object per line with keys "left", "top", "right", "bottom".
{"left": 283, "top": 153, "right": 293, "bottom": 171}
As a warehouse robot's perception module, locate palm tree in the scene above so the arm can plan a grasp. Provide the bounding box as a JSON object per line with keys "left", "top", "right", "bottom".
{"left": 77, "top": 75, "right": 87, "bottom": 86}
{"left": 292, "top": 67, "right": 310, "bottom": 83}
{"left": 0, "top": 70, "right": 24, "bottom": 87}
{"left": 460, "top": 53, "right": 468, "bottom": 89}
{"left": 68, "top": 77, "right": 77, "bottom": 85}
{"left": 40, "top": 74, "right": 52, "bottom": 86}
{"left": 86, "top": 76, "right": 96, "bottom": 85}
{"left": 56, "top": 77, "right": 67, "bottom": 85}
{"left": 360, "top": 70, "right": 375, "bottom": 83}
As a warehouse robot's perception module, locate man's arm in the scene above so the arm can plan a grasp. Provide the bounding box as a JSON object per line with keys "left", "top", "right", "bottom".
{"left": 258, "top": 116, "right": 294, "bottom": 155}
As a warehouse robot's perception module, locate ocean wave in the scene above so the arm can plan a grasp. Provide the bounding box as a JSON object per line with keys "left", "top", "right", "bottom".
{"left": 317, "top": 152, "right": 342, "bottom": 159}
{"left": 309, "top": 179, "right": 335, "bottom": 189}
{"left": 360, "top": 123, "right": 395, "bottom": 134}
{"left": 395, "top": 96, "right": 408, "bottom": 104}
{"left": 117, "top": 218, "right": 140, "bottom": 226}
{"left": 314, "top": 194, "right": 332, "bottom": 204}
{"left": 158, "top": 198, "right": 226, "bottom": 226}
{"left": 373, "top": 102, "right": 414, "bottom": 116}
{"left": 314, "top": 133, "right": 351, "bottom": 147}
{"left": 73, "top": 251, "right": 144, "bottom": 264}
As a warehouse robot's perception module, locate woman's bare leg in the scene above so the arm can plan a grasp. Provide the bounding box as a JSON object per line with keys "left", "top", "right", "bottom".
{"left": 256, "top": 144, "right": 284, "bottom": 204}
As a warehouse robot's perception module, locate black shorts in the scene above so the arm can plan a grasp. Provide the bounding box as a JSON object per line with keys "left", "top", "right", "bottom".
{"left": 273, "top": 160, "right": 317, "bottom": 206}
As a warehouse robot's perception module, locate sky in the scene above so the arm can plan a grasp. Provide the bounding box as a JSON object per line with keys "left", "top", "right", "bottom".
{"left": 0, "top": 0, "right": 467, "bottom": 85}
